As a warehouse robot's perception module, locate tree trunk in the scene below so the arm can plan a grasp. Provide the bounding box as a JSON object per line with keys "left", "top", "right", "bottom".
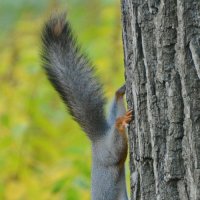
{"left": 121, "top": 0, "right": 200, "bottom": 199}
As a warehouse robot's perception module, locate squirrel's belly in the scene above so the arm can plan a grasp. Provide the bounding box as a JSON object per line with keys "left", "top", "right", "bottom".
{"left": 91, "top": 164, "right": 128, "bottom": 200}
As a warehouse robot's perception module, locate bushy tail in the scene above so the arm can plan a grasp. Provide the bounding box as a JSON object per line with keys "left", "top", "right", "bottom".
{"left": 41, "top": 13, "right": 107, "bottom": 140}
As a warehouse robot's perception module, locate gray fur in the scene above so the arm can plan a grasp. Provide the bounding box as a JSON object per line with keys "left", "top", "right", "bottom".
{"left": 92, "top": 97, "right": 128, "bottom": 200}
{"left": 41, "top": 13, "right": 107, "bottom": 140}
{"left": 41, "top": 13, "right": 128, "bottom": 200}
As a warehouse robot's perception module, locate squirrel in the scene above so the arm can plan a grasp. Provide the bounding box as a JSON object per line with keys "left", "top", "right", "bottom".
{"left": 41, "top": 13, "right": 133, "bottom": 200}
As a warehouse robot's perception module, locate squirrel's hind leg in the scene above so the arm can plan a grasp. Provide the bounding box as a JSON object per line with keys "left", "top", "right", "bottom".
{"left": 107, "top": 85, "right": 126, "bottom": 126}
{"left": 115, "top": 84, "right": 126, "bottom": 99}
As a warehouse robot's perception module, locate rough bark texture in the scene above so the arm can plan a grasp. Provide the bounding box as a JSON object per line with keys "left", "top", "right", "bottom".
{"left": 121, "top": 0, "right": 200, "bottom": 200}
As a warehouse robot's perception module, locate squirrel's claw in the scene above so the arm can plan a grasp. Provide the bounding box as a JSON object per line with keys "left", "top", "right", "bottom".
{"left": 115, "top": 110, "right": 134, "bottom": 134}
{"left": 123, "top": 110, "right": 133, "bottom": 126}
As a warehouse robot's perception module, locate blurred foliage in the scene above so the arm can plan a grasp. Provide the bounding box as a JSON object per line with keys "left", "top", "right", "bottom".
{"left": 0, "top": 0, "right": 127, "bottom": 199}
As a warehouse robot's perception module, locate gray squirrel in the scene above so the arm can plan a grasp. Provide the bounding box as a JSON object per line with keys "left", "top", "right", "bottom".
{"left": 41, "top": 13, "right": 133, "bottom": 200}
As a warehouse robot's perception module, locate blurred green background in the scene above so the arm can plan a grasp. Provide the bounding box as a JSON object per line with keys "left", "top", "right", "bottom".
{"left": 0, "top": 0, "right": 126, "bottom": 199}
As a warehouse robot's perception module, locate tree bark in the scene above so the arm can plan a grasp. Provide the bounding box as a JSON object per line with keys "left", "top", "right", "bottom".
{"left": 121, "top": 0, "right": 200, "bottom": 200}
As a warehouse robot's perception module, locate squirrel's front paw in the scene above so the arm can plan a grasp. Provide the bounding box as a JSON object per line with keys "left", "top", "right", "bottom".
{"left": 115, "top": 110, "right": 133, "bottom": 134}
